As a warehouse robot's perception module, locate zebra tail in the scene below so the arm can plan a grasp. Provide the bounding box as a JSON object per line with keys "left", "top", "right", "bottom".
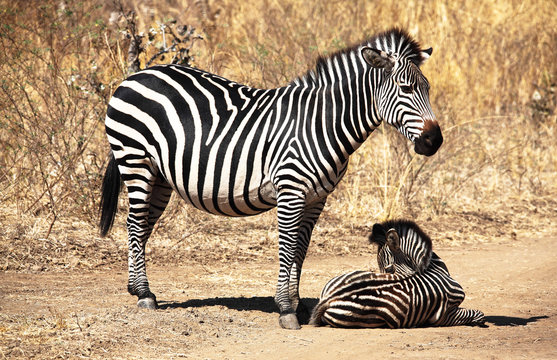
{"left": 99, "top": 153, "right": 121, "bottom": 237}
{"left": 308, "top": 300, "right": 330, "bottom": 326}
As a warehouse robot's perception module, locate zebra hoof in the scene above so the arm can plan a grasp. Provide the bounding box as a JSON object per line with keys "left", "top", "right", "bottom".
{"left": 279, "top": 313, "right": 301, "bottom": 330}
{"left": 137, "top": 297, "right": 158, "bottom": 309}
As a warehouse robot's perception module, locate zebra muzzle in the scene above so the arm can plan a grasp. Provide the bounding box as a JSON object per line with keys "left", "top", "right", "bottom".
{"left": 414, "top": 120, "right": 443, "bottom": 156}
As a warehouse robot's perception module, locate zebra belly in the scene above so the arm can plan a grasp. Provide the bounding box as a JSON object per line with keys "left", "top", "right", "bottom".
{"left": 168, "top": 166, "right": 278, "bottom": 217}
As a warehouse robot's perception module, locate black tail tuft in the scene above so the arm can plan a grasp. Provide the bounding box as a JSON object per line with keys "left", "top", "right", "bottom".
{"left": 308, "top": 301, "right": 328, "bottom": 326}
{"left": 99, "top": 153, "right": 121, "bottom": 237}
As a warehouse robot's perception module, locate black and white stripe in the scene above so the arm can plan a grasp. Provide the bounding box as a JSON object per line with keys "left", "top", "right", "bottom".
{"left": 309, "top": 220, "right": 485, "bottom": 328}
{"left": 99, "top": 28, "right": 443, "bottom": 329}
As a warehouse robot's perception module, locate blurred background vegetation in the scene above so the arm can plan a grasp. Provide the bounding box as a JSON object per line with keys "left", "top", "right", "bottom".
{"left": 1, "top": 0, "right": 556, "bottom": 271}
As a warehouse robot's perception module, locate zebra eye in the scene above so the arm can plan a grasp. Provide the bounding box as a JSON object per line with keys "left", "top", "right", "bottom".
{"left": 384, "top": 264, "right": 395, "bottom": 274}
{"left": 400, "top": 85, "right": 413, "bottom": 94}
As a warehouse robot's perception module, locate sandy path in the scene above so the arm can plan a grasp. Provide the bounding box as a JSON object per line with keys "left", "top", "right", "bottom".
{"left": 1, "top": 235, "right": 556, "bottom": 359}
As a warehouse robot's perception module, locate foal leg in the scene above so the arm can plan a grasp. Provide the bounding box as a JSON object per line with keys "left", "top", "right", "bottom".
{"left": 437, "top": 307, "right": 486, "bottom": 327}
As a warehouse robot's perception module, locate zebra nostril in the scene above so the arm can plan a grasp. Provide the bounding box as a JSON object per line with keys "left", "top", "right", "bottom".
{"left": 424, "top": 134, "right": 433, "bottom": 147}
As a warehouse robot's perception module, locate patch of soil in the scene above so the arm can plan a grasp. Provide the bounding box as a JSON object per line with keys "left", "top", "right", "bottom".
{"left": 1, "top": 233, "right": 556, "bottom": 359}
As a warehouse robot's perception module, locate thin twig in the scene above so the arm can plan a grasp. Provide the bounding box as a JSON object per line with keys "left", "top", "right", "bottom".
{"left": 73, "top": 313, "right": 83, "bottom": 332}
{"left": 145, "top": 43, "right": 178, "bottom": 68}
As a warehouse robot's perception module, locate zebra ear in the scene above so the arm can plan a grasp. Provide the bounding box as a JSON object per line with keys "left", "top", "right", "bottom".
{"left": 370, "top": 223, "right": 386, "bottom": 244}
{"left": 361, "top": 47, "right": 395, "bottom": 71}
{"left": 420, "top": 47, "right": 433, "bottom": 63}
{"left": 386, "top": 229, "right": 400, "bottom": 251}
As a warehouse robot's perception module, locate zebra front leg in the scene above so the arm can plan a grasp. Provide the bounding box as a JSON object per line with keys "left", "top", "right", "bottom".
{"left": 275, "top": 191, "right": 307, "bottom": 330}
{"left": 288, "top": 197, "right": 327, "bottom": 324}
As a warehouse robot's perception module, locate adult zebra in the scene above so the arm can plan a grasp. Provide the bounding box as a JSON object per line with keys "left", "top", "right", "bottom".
{"left": 99, "top": 28, "right": 443, "bottom": 330}
{"left": 309, "top": 220, "right": 486, "bottom": 328}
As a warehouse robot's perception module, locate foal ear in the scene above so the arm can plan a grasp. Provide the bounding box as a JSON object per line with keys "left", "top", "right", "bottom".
{"left": 361, "top": 47, "right": 395, "bottom": 71}
{"left": 386, "top": 228, "right": 400, "bottom": 251}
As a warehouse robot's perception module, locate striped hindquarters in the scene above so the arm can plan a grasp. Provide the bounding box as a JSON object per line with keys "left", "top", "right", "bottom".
{"left": 310, "top": 271, "right": 411, "bottom": 328}
{"left": 105, "top": 65, "right": 282, "bottom": 216}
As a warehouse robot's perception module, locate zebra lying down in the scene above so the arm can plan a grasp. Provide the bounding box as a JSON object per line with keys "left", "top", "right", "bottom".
{"left": 309, "top": 220, "right": 486, "bottom": 328}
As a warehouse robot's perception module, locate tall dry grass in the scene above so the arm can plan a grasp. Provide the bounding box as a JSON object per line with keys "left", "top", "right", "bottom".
{"left": 0, "top": 0, "right": 556, "bottom": 271}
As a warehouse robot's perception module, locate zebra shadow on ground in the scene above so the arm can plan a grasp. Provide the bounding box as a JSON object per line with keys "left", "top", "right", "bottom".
{"left": 159, "top": 299, "right": 548, "bottom": 327}
{"left": 158, "top": 296, "right": 320, "bottom": 314}
{"left": 484, "top": 315, "right": 549, "bottom": 326}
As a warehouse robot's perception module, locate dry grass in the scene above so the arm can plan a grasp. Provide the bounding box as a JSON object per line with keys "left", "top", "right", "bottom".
{"left": 0, "top": 0, "right": 556, "bottom": 272}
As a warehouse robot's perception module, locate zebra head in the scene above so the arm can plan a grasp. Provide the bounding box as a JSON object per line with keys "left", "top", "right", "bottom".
{"left": 369, "top": 220, "right": 433, "bottom": 275}
{"left": 361, "top": 29, "right": 443, "bottom": 156}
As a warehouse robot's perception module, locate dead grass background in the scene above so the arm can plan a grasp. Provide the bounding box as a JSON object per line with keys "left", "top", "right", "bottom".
{"left": 0, "top": 0, "right": 556, "bottom": 273}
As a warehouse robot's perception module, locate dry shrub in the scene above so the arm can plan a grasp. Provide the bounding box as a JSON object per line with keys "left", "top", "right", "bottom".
{"left": 0, "top": 0, "right": 556, "bottom": 271}
{"left": 0, "top": 1, "right": 115, "bottom": 225}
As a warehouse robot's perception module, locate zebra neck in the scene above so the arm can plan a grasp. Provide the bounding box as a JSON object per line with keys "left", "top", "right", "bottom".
{"left": 292, "top": 55, "right": 381, "bottom": 159}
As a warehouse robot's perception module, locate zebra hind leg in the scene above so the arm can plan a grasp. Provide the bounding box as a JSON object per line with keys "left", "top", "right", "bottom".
{"left": 440, "top": 306, "right": 487, "bottom": 327}
{"left": 126, "top": 174, "right": 173, "bottom": 309}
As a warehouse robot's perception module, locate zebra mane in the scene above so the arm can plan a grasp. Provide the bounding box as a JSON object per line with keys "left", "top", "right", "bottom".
{"left": 370, "top": 219, "right": 433, "bottom": 274}
{"left": 293, "top": 28, "right": 427, "bottom": 86}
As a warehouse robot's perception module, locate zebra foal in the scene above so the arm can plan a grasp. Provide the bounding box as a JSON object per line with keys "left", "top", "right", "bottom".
{"left": 99, "top": 28, "right": 443, "bottom": 330}
{"left": 310, "top": 220, "right": 486, "bottom": 328}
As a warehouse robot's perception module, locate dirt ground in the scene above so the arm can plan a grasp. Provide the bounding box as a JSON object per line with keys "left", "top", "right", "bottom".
{"left": 1, "top": 233, "right": 556, "bottom": 359}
